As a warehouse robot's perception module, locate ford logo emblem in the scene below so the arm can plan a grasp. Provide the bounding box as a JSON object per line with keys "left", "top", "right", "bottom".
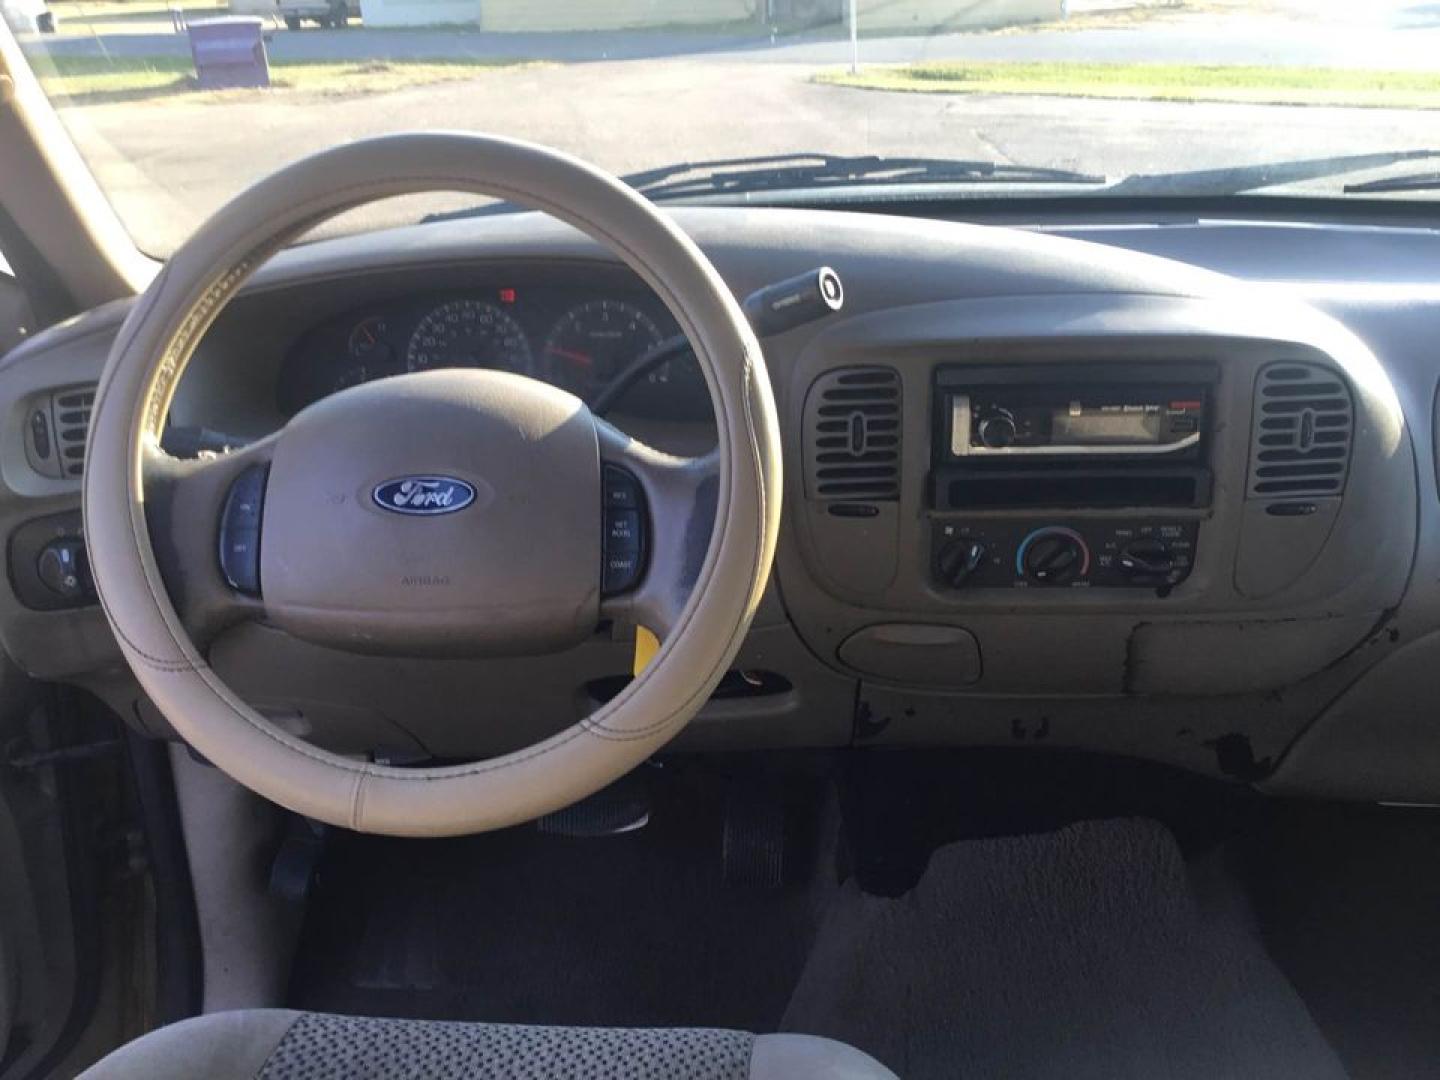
{"left": 372, "top": 475, "right": 477, "bottom": 516}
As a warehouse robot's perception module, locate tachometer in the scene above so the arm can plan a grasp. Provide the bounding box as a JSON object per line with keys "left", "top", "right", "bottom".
{"left": 543, "top": 300, "right": 664, "bottom": 398}
{"left": 405, "top": 299, "right": 533, "bottom": 374}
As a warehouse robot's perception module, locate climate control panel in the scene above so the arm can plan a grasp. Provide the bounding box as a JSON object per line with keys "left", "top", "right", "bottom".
{"left": 933, "top": 519, "right": 1198, "bottom": 591}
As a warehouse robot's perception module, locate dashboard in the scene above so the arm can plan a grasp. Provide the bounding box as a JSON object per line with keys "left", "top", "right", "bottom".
{"left": 275, "top": 274, "right": 705, "bottom": 418}
{"left": 1, "top": 205, "right": 1439, "bottom": 807}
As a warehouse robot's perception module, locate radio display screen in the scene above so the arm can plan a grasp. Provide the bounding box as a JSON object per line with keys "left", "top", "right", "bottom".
{"left": 1051, "top": 404, "right": 1164, "bottom": 445}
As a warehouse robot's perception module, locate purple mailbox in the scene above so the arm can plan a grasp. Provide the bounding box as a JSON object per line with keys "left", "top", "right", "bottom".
{"left": 188, "top": 17, "right": 270, "bottom": 90}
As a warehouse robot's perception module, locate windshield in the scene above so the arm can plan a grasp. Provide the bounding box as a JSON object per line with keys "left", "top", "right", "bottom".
{"left": 5, "top": 0, "right": 1440, "bottom": 256}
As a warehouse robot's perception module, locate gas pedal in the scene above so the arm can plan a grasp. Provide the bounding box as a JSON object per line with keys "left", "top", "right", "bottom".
{"left": 723, "top": 778, "right": 787, "bottom": 890}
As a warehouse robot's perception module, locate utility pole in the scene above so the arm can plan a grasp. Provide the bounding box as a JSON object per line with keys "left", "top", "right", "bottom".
{"left": 849, "top": 0, "right": 858, "bottom": 74}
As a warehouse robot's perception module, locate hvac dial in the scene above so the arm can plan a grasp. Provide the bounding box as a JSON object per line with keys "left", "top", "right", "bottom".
{"left": 406, "top": 299, "right": 533, "bottom": 374}
{"left": 1017, "top": 527, "right": 1091, "bottom": 586}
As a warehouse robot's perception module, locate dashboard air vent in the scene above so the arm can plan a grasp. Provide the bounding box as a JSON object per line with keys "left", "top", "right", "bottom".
{"left": 26, "top": 384, "right": 96, "bottom": 480}
{"left": 1247, "top": 363, "right": 1352, "bottom": 499}
{"left": 52, "top": 385, "right": 95, "bottom": 478}
{"left": 804, "top": 367, "right": 901, "bottom": 502}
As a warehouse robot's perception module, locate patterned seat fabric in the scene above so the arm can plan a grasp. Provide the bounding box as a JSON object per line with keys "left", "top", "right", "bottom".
{"left": 257, "top": 1013, "right": 757, "bottom": 1080}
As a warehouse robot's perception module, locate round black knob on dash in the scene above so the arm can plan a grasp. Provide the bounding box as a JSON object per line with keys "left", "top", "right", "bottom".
{"left": 977, "top": 410, "right": 1017, "bottom": 449}
{"left": 37, "top": 539, "right": 89, "bottom": 599}
{"left": 1022, "top": 533, "right": 1085, "bottom": 585}
{"left": 937, "top": 538, "right": 987, "bottom": 588}
{"left": 1117, "top": 540, "right": 1174, "bottom": 577}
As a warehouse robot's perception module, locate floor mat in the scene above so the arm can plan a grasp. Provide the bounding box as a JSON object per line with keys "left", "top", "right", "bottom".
{"left": 1235, "top": 803, "right": 1440, "bottom": 1080}
{"left": 288, "top": 761, "right": 835, "bottom": 1033}
{"left": 781, "top": 818, "right": 1346, "bottom": 1080}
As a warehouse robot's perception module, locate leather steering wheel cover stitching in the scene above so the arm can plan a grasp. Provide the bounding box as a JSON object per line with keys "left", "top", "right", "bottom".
{"left": 82, "top": 133, "right": 782, "bottom": 836}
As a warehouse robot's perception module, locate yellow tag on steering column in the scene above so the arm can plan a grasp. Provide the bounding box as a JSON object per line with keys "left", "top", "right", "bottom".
{"left": 633, "top": 626, "right": 660, "bottom": 676}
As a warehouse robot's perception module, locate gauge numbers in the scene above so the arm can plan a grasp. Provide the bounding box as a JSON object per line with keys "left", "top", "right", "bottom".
{"left": 406, "top": 299, "right": 533, "bottom": 374}
{"left": 543, "top": 300, "right": 665, "bottom": 398}
{"left": 329, "top": 316, "right": 397, "bottom": 392}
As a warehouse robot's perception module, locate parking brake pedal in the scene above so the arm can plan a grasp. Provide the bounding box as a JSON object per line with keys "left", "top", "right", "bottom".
{"left": 723, "top": 780, "right": 786, "bottom": 890}
{"left": 537, "top": 772, "right": 650, "bottom": 837}
{"left": 269, "top": 817, "right": 327, "bottom": 904}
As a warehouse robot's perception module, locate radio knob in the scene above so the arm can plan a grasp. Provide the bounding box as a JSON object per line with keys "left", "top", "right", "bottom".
{"left": 977, "top": 409, "right": 1017, "bottom": 449}
{"left": 1019, "top": 528, "right": 1089, "bottom": 586}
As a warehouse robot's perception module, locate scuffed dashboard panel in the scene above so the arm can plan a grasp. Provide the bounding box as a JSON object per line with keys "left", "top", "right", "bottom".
{"left": 275, "top": 273, "right": 706, "bottom": 419}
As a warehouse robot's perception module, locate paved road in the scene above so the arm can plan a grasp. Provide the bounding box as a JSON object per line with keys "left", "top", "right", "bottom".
{"left": 58, "top": 57, "right": 1440, "bottom": 254}
{"left": 25, "top": 0, "right": 1440, "bottom": 68}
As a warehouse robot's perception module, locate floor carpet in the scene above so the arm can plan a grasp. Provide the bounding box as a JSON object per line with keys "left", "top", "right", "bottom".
{"left": 781, "top": 818, "right": 1346, "bottom": 1080}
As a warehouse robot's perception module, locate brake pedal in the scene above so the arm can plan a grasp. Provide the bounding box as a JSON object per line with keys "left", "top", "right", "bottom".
{"left": 537, "top": 772, "right": 650, "bottom": 837}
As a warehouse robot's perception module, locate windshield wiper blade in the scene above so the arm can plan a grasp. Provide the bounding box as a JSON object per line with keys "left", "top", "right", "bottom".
{"left": 420, "top": 153, "right": 1104, "bottom": 224}
{"left": 618, "top": 153, "right": 1105, "bottom": 201}
{"left": 1343, "top": 170, "right": 1440, "bottom": 195}
{"left": 420, "top": 147, "right": 1440, "bottom": 226}
{"left": 1107, "top": 149, "right": 1440, "bottom": 198}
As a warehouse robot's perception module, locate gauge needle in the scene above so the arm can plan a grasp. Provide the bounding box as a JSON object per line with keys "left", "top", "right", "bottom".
{"left": 547, "top": 346, "right": 594, "bottom": 367}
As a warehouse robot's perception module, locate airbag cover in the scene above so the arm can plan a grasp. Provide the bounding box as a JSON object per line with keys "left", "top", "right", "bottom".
{"left": 261, "top": 369, "right": 601, "bottom": 655}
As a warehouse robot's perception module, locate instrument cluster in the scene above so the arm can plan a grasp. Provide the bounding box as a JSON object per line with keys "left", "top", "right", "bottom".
{"left": 277, "top": 279, "right": 706, "bottom": 418}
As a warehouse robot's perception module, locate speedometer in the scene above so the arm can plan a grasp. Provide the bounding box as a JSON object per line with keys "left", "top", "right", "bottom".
{"left": 405, "top": 299, "right": 533, "bottom": 374}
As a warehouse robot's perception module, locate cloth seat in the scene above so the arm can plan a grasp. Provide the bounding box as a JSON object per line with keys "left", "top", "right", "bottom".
{"left": 79, "top": 1009, "right": 896, "bottom": 1079}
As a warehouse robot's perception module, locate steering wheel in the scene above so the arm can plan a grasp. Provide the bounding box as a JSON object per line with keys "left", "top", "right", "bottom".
{"left": 82, "top": 133, "right": 781, "bottom": 837}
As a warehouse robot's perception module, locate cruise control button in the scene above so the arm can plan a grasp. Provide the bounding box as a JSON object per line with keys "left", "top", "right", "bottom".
{"left": 606, "top": 509, "right": 641, "bottom": 552}
{"left": 603, "top": 549, "right": 642, "bottom": 593}
{"left": 229, "top": 466, "right": 265, "bottom": 521}
{"left": 600, "top": 467, "right": 645, "bottom": 595}
{"left": 603, "top": 465, "right": 641, "bottom": 510}
{"left": 219, "top": 464, "right": 268, "bottom": 595}
{"left": 220, "top": 528, "right": 260, "bottom": 593}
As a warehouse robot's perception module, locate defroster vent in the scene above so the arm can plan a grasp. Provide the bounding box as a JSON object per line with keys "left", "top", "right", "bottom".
{"left": 804, "top": 367, "right": 901, "bottom": 502}
{"left": 1247, "top": 363, "right": 1353, "bottom": 499}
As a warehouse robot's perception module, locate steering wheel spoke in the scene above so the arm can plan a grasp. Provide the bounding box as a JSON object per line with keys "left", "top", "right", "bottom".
{"left": 141, "top": 438, "right": 274, "bottom": 649}
{"left": 596, "top": 421, "right": 719, "bottom": 642}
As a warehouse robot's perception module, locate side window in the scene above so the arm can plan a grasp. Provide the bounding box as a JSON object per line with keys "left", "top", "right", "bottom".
{"left": 0, "top": 249, "right": 36, "bottom": 356}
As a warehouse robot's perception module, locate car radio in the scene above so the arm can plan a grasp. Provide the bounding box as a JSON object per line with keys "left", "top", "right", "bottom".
{"left": 948, "top": 389, "right": 1204, "bottom": 458}
{"left": 930, "top": 362, "right": 1215, "bottom": 591}
{"left": 932, "top": 363, "right": 1216, "bottom": 511}
{"left": 941, "top": 369, "right": 1208, "bottom": 461}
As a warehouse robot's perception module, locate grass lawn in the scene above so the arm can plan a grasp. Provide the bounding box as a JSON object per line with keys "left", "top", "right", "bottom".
{"left": 33, "top": 54, "right": 540, "bottom": 104}
{"left": 818, "top": 61, "right": 1440, "bottom": 110}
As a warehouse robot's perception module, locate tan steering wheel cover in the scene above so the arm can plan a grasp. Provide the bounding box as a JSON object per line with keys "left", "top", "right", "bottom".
{"left": 83, "top": 133, "right": 781, "bottom": 836}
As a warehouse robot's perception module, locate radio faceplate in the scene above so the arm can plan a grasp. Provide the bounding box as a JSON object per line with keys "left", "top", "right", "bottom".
{"left": 949, "top": 389, "right": 1204, "bottom": 458}
{"left": 937, "top": 365, "right": 1212, "bottom": 462}
{"left": 933, "top": 519, "right": 1199, "bottom": 591}
{"left": 932, "top": 363, "right": 1217, "bottom": 511}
